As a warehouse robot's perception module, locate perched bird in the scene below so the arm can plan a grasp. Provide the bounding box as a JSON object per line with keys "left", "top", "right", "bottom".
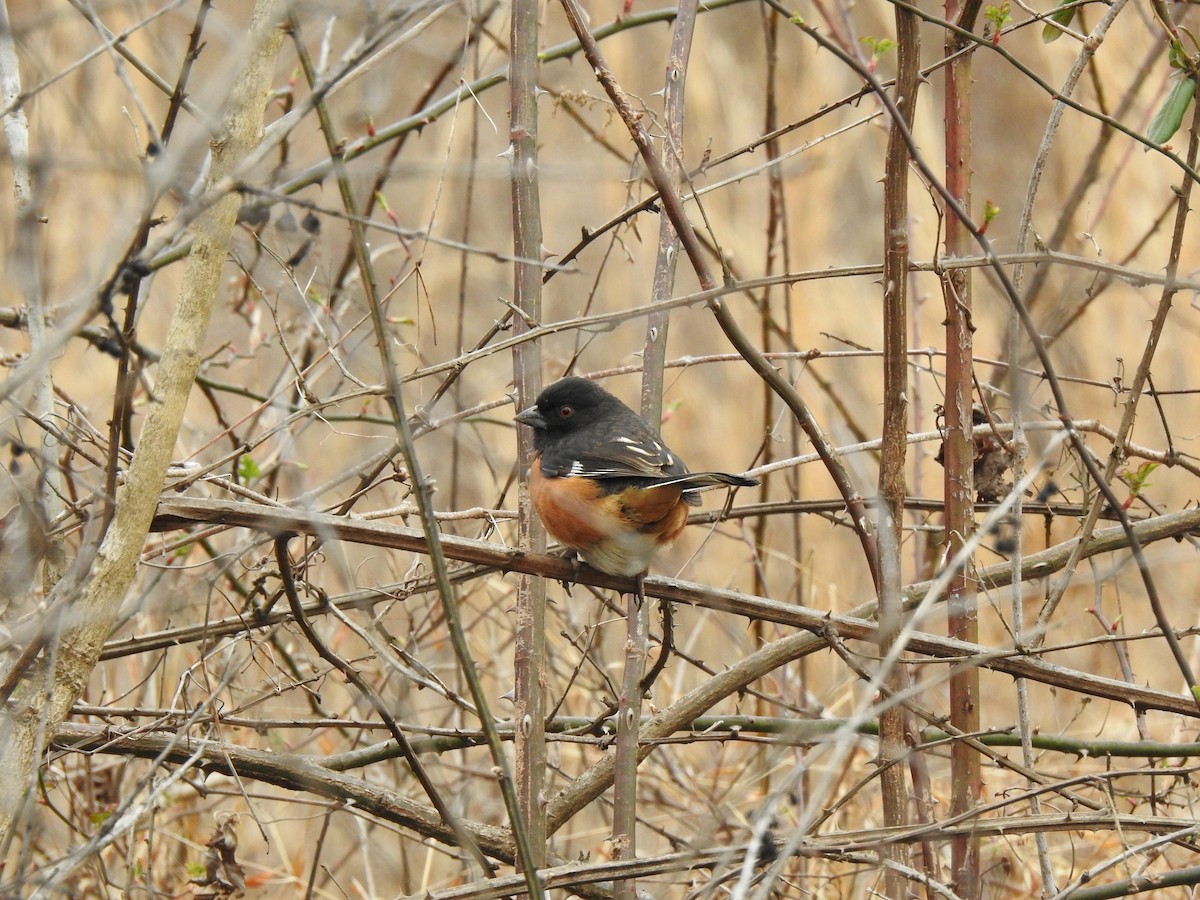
{"left": 514, "top": 377, "right": 758, "bottom": 577}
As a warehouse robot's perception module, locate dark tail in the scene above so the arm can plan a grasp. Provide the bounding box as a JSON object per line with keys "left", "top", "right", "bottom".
{"left": 663, "top": 471, "right": 759, "bottom": 491}
{"left": 671, "top": 471, "right": 757, "bottom": 507}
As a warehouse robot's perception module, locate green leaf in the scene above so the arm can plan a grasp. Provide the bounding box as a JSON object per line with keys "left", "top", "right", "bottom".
{"left": 984, "top": 2, "right": 1012, "bottom": 29}
{"left": 1146, "top": 74, "right": 1197, "bottom": 147}
{"left": 1042, "top": 0, "right": 1077, "bottom": 43}
{"left": 860, "top": 36, "right": 897, "bottom": 55}
{"left": 1168, "top": 39, "right": 1188, "bottom": 70}
{"left": 238, "top": 455, "right": 261, "bottom": 481}
{"left": 860, "top": 36, "right": 897, "bottom": 73}
{"left": 1118, "top": 461, "right": 1160, "bottom": 496}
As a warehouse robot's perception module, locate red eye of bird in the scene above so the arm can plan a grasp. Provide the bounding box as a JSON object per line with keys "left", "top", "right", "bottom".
{"left": 558, "top": 405, "right": 574, "bottom": 418}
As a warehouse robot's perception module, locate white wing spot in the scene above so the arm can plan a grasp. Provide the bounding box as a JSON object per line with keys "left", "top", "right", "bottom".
{"left": 617, "top": 438, "right": 658, "bottom": 458}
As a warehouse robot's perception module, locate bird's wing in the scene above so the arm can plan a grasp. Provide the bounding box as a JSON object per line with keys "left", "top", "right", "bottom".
{"left": 544, "top": 435, "right": 685, "bottom": 480}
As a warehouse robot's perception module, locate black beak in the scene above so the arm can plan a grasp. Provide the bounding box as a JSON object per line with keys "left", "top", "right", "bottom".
{"left": 514, "top": 405, "right": 547, "bottom": 428}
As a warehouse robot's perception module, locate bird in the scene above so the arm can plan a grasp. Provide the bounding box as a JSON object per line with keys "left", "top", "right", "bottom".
{"left": 514, "top": 377, "right": 758, "bottom": 577}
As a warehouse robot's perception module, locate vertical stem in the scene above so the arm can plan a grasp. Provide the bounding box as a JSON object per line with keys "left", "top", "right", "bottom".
{"left": 612, "top": 589, "right": 647, "bottom": 900}
{"left": 943, "top": 1, "right": 982, "bottom": 895}
{"left": 618, "top": 5, "right": 699, "bottom": 896}
{"left": 754, "top": 1, "right": 791, "bottom": 810}
{"left": 510, "top": 0, "right": 548, "bottom": 872}
{"left": 878, "top": 5, "right": 920, "bottom": 898}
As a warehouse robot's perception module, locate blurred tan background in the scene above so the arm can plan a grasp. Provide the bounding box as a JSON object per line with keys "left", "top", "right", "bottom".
{"left": 2, "top": 0, "right": 1199, "bottom": 895}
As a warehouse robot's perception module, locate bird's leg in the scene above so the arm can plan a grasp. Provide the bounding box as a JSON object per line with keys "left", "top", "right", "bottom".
{"left": 556, "top": 547, "right": 579, "bottom": 595}
{"left": 634, "top": 572, "right": 646, "bottom": 606}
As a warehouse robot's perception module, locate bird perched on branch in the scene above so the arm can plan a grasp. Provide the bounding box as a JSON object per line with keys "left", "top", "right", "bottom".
{"left": 514, "top": 377, "right": 758, "bottom": 577}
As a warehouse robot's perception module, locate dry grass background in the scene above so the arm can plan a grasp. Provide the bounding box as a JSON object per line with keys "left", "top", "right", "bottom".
{"left": 2, "top": 0, "right": 1200, "bottom": 897}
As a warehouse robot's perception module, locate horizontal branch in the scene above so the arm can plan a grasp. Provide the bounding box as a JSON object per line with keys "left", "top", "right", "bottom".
{"left": 69, "top": 703, "right": 1200, "bottom": 760}
{"left": 44, "top": 720, "right": 1200, "bottom": 900}
{"left": 145, "top": 497, "right": 1200, "bottom": 719}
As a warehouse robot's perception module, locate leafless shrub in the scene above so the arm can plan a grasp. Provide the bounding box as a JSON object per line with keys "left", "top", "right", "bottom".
{"left": 1, "top": 0, "right": 1199, "bottom": 897}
